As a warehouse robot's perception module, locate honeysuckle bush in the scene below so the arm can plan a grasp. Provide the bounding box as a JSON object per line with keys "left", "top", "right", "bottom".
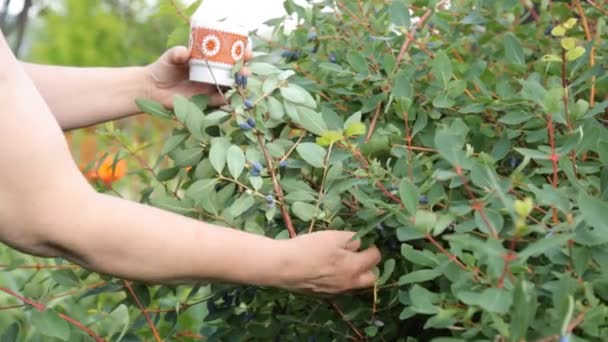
{"left": 2, "top": 0, "right": 608, "bottom": 341}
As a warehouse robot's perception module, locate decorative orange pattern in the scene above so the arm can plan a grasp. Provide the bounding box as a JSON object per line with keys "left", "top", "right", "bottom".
{"left": 190, "top": 27, "right": 247, "bottom": 65}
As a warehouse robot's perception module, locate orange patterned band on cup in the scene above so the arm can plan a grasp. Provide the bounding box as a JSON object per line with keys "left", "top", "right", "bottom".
{"left": 190, "top": 27, "right": 248, "bottom": 66}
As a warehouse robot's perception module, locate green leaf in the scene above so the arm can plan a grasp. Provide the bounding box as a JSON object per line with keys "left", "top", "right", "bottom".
{"left": 551, "top": 25, "right": 566, "bottom": 37}
{"left": 519, "top": 79, "right": 547, "bottom": 106}
{"left": 135, "top": 99, "right": 172, "bottom": 119}
{"left": 292, "top": 202, "right": 317, "bottom": 222}
{"left": 151, "top": 196, "right": 195, "bottom": 216}
{"left": 399, "top": 269, "right": 441, "bottom": 285}
{"left": 377, "top": 259, "right": 396, "bottom": 286}
{"left": 171, "top": 147, "right": 203, "bottom": 167}
{"left": 393, "top": 69, "right": 413, "bottom": 99}
{"left": 249, "top": 62, "right": 282, "bottom": 75}
{"left": 345, "top": 122, "right": 366, "bottom": 137}
{"left": 296, "top": 143, "right": 326, "bottom": 168}
{"left": 389, "top": 0, "right": 410, "bottom": 27}
{"left": 503, "top": 32, "right": 525, "bottom": 65}
{"left": 515, "top": 148, "right": 550, "bottom": 160}
{"left": 157, "top": 167, "right": 181, "bottom": 182}
{"left": 560, "top": 37, "right": 577, "bottom": 50}
{"left": 296, "top": 107, "right": 328, "bottom": 136}
{"left": 401, "top": 244, "right": 440, "bottom": 267}
{"left": 227, "top": 145, "right": 245, "bottom": 179}
{"left": 579, "top": 192, "right": 608, "bottom": 235}
{"left": 415, "top": 211, "right": 437, "bottom": 232}
{"left": 174, "top": 95, "right": 202, "bottom": 124}
{"left": 106, "top": 304, "right": 129, "bottom": 342}
{"left": 228, "top": 195, "right": 255, "bottom": 217}
{"left": 347, "top": 52, "right": 368, "bottom": 74}
{"left": 162, "top": 132, "right": 188, "bottom": 155}
{"left": 519, "top": 233, "right": 572, "bottom": 261}
{"left": 410, "top": 285, "right": 439, "bottom": 314}
{"left": 316, "top": 130, "right": 343, "bottom": 147}
{"left": 399, "top": 179, "right": 418, "bottom": 214}
{"left": 186, "top": 179, "right": 218, "bottom": 201}
{"left": 32, "top": 310, "right": 70, "bottom": 341}
{"left": 209, "top": 138, "right": 231, "bottom": 174}
{"left": 432, "top": 51, "right": 453, "bottom": 87}
{"left": 510, "top": 280, "right": 536, "bottom": 341}
{"left": 566, "top": 46, "right": 585, "bottom": 61}
{"left": 281, "top": 84, "right": 317, "bottom": 109}
{"left": 458, "top": 288, "right": 513, "bottom": 314}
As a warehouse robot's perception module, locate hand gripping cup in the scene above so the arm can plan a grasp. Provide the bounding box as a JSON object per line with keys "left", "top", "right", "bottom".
{"left": 189, "top": 18, "right": 249, "bottom": 87}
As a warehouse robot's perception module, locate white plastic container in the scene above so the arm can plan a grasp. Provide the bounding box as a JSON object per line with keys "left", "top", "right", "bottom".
{"left": 189, "top": 6, "right": 249, "bottom": 86}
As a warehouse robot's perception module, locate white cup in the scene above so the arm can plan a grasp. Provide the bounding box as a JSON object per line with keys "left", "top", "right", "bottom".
{"left": 189, "top": 18, "right": 249, "bottom": 87}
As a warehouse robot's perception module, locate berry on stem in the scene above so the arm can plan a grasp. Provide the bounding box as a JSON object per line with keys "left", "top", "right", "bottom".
{"left": 244, "top": 99, "right": 254, "bottom": 110}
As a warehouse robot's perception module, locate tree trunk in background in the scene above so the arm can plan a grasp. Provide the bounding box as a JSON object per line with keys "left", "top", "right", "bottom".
{"left": 13, "top": 0, "right": 32, "bottom": 57}
{"left": 0, "top": 0, "right": 12, "bottom": 31}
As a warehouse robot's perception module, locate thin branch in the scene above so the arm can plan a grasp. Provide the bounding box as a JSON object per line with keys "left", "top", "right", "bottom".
{"left": 123, "top": 281, "right": 162, "bottom": 342}
{"left": 0, "top": 287, "right": 106, "bottom": 342}
{"left": 256, "top": 133, "right": 297, "bottom": 238}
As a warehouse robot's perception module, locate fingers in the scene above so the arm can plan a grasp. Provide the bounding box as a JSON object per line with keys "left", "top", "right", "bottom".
{"left": 167, "top": 46, "right": 190, "bottom": 65}
{"left": 244, "top": 45, "right": 253, "bottom": 61}
{"left": 209, "top": 92, "right": 229, "bottom": 107}
{"left": 353, "top": 271, "right": 377, "bottom": 290}
{"left": 352, "top": 246, "right": 381, "bottom": 273}
{"left": 344, "top": 237, "right": 361, "bottom": 252}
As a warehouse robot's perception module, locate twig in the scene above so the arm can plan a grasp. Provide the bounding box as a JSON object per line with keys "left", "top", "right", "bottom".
{"left": 330, "top": 301, "right": 365, "bottom": 341}
{"left": 0, "top": 287, "right": 106, "bottom": 342}
{"left": 123, "top": 281, "right": 162, "bottom": 342}
{"left": 547, "top": 114, "right": 560, "bottom": 225}
{"left": 256, "top": 134, "right": 297, "bottom": 238}
{"left": 455, "top": 166, "right": 498, "bottom": 239}
{"left": 586, "top": 0, "right": 608, "bottom": 16}
{"left": 364, "top": 104, "right": 382, "bottom": 144}
{"left": 308, "top": 145, "right": 333, "bottom": 233}
{"left": 574, "top": 0, "right": 596, "bottom": 108}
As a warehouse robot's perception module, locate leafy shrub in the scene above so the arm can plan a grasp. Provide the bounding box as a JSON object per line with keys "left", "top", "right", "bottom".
{"left": 2, "top": 0, "right": 608, "bottom": 341}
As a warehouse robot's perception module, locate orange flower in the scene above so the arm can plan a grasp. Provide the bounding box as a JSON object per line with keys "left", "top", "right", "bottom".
{"left": 82, "top": 155, "right": 127, "bottom": 186}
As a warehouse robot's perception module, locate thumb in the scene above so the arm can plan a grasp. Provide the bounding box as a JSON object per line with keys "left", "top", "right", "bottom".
{"left": 165, "top": 46, "right": 190, "bottom": 65}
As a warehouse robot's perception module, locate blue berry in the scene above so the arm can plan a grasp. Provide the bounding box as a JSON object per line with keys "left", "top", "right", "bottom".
{"left": 247, "top": 117, "right": 256, "bottom": 127}
{"left": 559, "top": 335, "right": 570, "bottom": 342}
{"left": 244, "top": 99, "right": 254, "bottom": 110}
{"left": 234, "top": 73, "right": 244, "bottom": 86}
{"left": 307, "top": 30, "right": 318, "bottom": 41}
{"left": 239, "top": 122, "right": 253, "bottom": 131}
{"left": 376, "top": 223, "right": 386, "bottom": 232}
{"left": 265, "top": 194, "right": 275, "bottom": 203}
{"left": 281, "top": 50, "right": 295, "bottom": 58}
{"left": 509, "top": 156, "right": 520, "bottom": 169}
{"left": 279, "top": 160, "right": 288, "bottom": 168}
{"left": 329, "top": 52, "right": 337, "bottom": 63}
{"left": 242, "top": 76, "right": 248, "bottom": 88}
{"left": 252, "top": 161, "right": 263, "bottom": 171}
{"left": 419, "top": 195, "right": 429, "bottom": 205}
{"left": 545, "top": 24, "right": 554, "bottom": 36}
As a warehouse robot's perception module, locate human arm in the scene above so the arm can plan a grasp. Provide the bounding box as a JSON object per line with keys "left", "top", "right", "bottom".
{"left": 21, "top": 46, "right": 230, "bottom": 131}
{"left": 0, "top": 33, "right": 380, "bottom": 293}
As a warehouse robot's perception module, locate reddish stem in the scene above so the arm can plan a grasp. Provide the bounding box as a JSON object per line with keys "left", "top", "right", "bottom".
{"left": 123, "top": 281, "right": 162, "bottom": 342}
{"left": 403, "top": 111, "right": 414, "bottom": 181}
{"left": 330, "top": 301, "right": 365, "bottom": 340}
{"left": 547, "top": 114, "right": 560, "bottom": 225}
{"left": 455, "top": 166, "right": 498, "bottom": 238}
{"left": 257, "top": 134, "right": 297, "bottom": 238}
{"left": 497, "top": 239, "right": 518, "bottom": 288}
{"left": 0, "top": 287, "right": 106, "bottom": 342}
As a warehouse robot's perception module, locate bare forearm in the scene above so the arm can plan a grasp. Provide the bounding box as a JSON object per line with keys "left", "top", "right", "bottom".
{"left": 46, "top": 191, "right": 290, "bottom": 286}
{"left": 21, "top": 63, "right": 149, "bottom": 130}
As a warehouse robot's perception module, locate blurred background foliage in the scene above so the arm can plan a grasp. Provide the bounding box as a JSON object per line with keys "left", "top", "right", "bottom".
{"left": 1, "top": 0, "right": 190, "bottom": 195}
